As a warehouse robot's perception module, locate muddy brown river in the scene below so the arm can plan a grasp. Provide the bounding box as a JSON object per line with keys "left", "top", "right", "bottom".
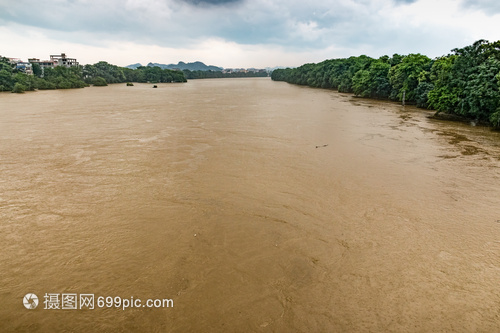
{"left": 1, "top": 77, "right": 500, "bottom": 332}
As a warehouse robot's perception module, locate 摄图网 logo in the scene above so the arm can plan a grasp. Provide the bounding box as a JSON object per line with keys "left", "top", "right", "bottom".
{"left": 23, "top": 293, "right": 39, "bottom": 309}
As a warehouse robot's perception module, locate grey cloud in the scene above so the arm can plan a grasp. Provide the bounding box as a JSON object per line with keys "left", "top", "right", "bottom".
{"left": 353, "top": 0, "right": 418, "bottom": 6}
{"left": 462, "top": 0, "right": 500, "bottom": 14}
{"left": 182, "top": 0, "right": 244, "bottom": 5}
{"left": 0, "top": 0, "right": 483, "bottom": 62}
{"left": 0, "top": 0, "right": 405, "bottom": 53}
{"left": 392, "top": 0, "right": 418, "bottom": 3}
{"left": 0, "top": 0, "right": 185, "bottom": 45}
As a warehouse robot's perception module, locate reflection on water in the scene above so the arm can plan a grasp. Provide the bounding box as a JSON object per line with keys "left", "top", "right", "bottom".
{"left": 1, "top": 78, "right": 500, "bottom": 332}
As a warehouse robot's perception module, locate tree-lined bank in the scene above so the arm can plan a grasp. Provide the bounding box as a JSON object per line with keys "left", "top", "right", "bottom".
{"left": 0, "top": 58, "right": 269, "bottom": 93}
{"left": 182, "top": 69, "right": 268, "bottom": 79}
{"left": 271, "top": 40, "right": 500, "bottom": 128}
{"left": 0, "top": 59, "right": 187, "bottom": 93}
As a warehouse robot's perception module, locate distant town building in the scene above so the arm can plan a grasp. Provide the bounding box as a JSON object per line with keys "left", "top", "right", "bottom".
{"left": 28, "top": 53, "right": 79, "bottom": 69}
{"left": 28, "top": 58, "right": 58, "bottom": 68}
{"left": 50, "top": 53, "right": 79, "bottom": 67}
{"left": 3, "top": 53, "right": 79, "bottom": 76}
{"left": 222, "top": 68, "right": 267, "bottom": 74}
{"left": 15, "top": 62, "right": 33, "bottom": 75}
{"left": 7, "top": 58, "right": 33, "bottom": 75}
{"left": 8, "top": 57, "right": 22, "bottom": 64}
{"left": 223, "top": 68, "right": 247, "bottom": 73}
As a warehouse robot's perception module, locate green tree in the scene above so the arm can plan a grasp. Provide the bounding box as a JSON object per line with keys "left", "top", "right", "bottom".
{"left": 427, "top": 56, "right": 459, "bottom": 113}
{"left": 0, "top": 69, "right": 13, "bottom": 91}
{"left": 36, "top": 78, "right": 56, "bottom": 90}
{"left": 11, "top": 82, "right": 26, "bottom": 93}
{"left": 352, "top": 60, "right": 391, "bottom": 98}
{"left": 463, "top": 57, "right": 500, "bottom": 120}
{"left": 388, "top": 53, "right": 432, "bottom": 102}
{"left": 427, "top": 40, "right": 500, "bottom": 124}
{"left": 92, "top": 76, "right": 108, "bottom": 86}
{"left": 0, "top": 57, "right": 15, "bottom": 91}
{"left": 32, "top": 63, "right": 42, "bottom": 77}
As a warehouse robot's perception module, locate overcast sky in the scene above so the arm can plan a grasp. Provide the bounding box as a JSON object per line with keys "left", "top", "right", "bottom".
{"left": 1, "top": 0, "right": 499, "bottom": 68}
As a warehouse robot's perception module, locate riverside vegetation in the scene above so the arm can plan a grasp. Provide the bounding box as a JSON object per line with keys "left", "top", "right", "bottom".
{"left": 183, "top": 69, "right": 268, "bottom": 79}
{"left": 0, "top": 58, "right": 268, "bottom": 93}
{"left": 271, "top": 40, "right": 500, "bottom": 128}
{"left": 0, "top": 59, "right": 187, "bottom": 93}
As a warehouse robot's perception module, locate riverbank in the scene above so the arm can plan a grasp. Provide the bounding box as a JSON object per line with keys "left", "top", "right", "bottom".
{"left": 271, "top": 39, "right": 500, "bottom": 129}
{"left": 0, "top": 57, "right": 187, "bottom": 93}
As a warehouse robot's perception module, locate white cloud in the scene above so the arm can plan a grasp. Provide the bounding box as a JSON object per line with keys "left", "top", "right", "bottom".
{"left": 290, "top": 21, "right": 326, "bottom": 42}
{"left": 0, "top": 0, "right": 499, "bottom": 67}
{"left": 0, "top": 23, "right": 321, "bottom": 68}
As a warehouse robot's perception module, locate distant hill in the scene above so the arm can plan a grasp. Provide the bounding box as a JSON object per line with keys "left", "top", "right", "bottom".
{"left": 266, "top": 66, "right": 293, "bottom": 72}
{"left": 125, "top": 63, "right": 142, "bottom": 69}
{"left": 125, "top": 61, "right": 223, "bottom": 71}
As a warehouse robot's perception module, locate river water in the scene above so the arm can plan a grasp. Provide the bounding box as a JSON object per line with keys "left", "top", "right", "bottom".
{"left": 1, "top": 77, "right": 500, "bottom": 332}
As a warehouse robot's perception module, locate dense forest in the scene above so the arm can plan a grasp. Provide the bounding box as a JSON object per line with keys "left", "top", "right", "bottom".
{"left": 0, "top": 59, "right": 187, "bottom": 93}
{"left": 0, "top": 57, "right": 268, "bottom": 93}
{"left": 271, "top": 40, "right": 500, "bottom": 127}
{"left": 183, "top": 69, "right": 268, "bottom": 79}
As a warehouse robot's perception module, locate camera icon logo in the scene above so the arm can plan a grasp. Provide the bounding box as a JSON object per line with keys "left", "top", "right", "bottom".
{"left": 23, "top": 293, "right": 39, "bottom": 309}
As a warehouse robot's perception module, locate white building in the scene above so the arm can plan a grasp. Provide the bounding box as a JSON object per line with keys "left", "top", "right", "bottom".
{"left": 28, "top": 53, "right": 79, "bottom": 69}
{"left": 16, "top": 62, "right": 33, "bottom": 75}
{"left": 50, "top": 53, "right": 79, "bottom": 67}
{"left": 28, "top": 58, "right": 57, "bottom": 68}
{"left": 7, "top": 58, "right": 33, "bottom": 75}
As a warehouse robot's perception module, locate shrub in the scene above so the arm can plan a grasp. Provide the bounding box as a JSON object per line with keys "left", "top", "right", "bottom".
{"left": 36, "top": 79, "right": 56, "bottom": 90}
{"left": 92, "top": 76, "right": 108, "bottom": 86}
{"left": 11, "top": 82, "right": 26, "bottom": 93}
{"left": 490, "top": 110, "right": 500, "bottom": 129}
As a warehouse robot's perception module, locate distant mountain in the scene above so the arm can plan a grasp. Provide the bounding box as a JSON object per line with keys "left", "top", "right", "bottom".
{"left": 125, "top": 61, "right": 223, "bottom": 71}
{"left": 150, "top": 61, "right": 223, "bottom": 71}
{"left": 125, "top": 63, "right": 142, "bottom": 69}
{"left": 266, "top": 66, "right": 293, "bottom": 72}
